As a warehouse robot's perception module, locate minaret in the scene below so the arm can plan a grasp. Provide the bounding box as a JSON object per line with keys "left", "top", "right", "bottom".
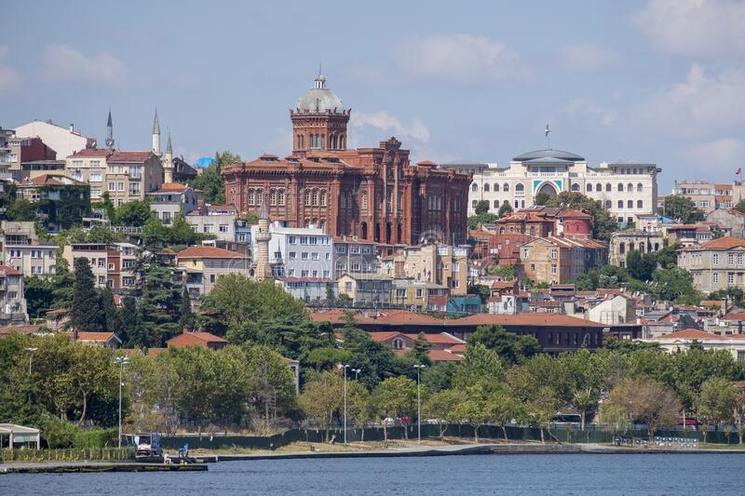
{"left": 151, "top": 108, "right": 160, "bottom": 156}
{"left": 255, "top": 202, "right": 272, "bottom": 281}
{"left": 105, "top": 109, "right": 115, "bottom": 149}
{"left": 164, "top": 132, "right": 174, "bottom": 183}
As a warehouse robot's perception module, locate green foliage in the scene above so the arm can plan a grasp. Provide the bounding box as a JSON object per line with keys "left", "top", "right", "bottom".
{"left": 452, "top": 343, "right": 504, "bottom": 392}
{"left": 625, "top": 250, "right": 658, "bottom": 282}
{"left": 468, "top": 325, "right": 540, "bottom": 364}
{"left": 24, "top": 276, "right": 55, "bottom": 319}
{"left": 650, "top": 266, "right": 701, "bottom": 304}
{"left": 573, "top": 264, "right": 636, "bottom": 290}
{"left": 664, "top": 195, "right": 705, "bottom": 224}
{"left": 142, "top": 214, "right": 205, "bottom": 249}
{"left": 299, "top": 370, "right": 343, "bottom": 438}
{"left": 66, "top": 226, "right": 125, "bottom": 244}
{"left": 112, "top": 200, "right": 153, "bottom": 226}
{"left": 542, "top": 191, "right": 617, "bottom": 241}
{"left": 709, "top": 287, "right": 744, "bottom": 306}
{"left": 468, "top": 212, "right": 498, "bottom": 230}
{"left": 487, "top": 265, "right": 516, "bottom": 279}
{"left": 474, "top": 200, "right": 490, "bottom": 215}
{"left": 697, "top": 378, "right": 738, "bottom": 425}
{"left": 467, "top": 284, "right": 490, "bottom": 304}
{"left": 188, "top": 151, "right": 240, "bottom": 204}
{"left": 70, "top": 258, "right": 105, "bottom": 331}
{"left": 5, "top": 198, "right": 37, "bottom": 222}
{"left": 134, "top": 260, "right": 182, "bottom": 347}
{"left": 497, "top": 201, "right": 513, "bottom": 218}
{"left": 373, "top": 376, "right": 417, "bottom": 419}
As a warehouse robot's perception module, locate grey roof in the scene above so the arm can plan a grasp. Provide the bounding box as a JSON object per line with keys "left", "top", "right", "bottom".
{"left": 523, "top": 156, "right": 574, "bottom": 165}
{"left": 513, "top": 148, "right": 584, "bottom": 162}
{"left": 440, "top": 160, "right": 489, "bottom": 168}
{"left": 296, "top": 75, "right": 345, "bottom": 112}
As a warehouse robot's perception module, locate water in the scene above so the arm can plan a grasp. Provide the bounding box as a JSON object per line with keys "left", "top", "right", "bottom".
{"left": 2, "top": 454, "right": 744, "bottom": 495}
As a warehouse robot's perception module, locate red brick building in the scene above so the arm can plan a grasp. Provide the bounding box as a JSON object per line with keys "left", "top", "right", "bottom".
{"left": 494, "top": 207, "right": 593, "bottom": 240}
{"left": 222, "top": 74, "right": 471, "bottom": 245}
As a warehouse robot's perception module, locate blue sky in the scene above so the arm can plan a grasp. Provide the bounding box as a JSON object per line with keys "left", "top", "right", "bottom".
{"left": 2, "top": 0, "right": 745, "bottom": 191}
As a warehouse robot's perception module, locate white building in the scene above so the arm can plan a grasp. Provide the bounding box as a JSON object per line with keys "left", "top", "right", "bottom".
{"left": 644, "top": 328, "right": 745, "bottom": 362}
{"left": 147, "top": 183, "right": 200, "bottom": 224}
{"left": 445, "top": 149, "right": 660, "bottom": 226}
{"left": 186, "top": 205, "right": 237, "bottom": 243}
{"left": 250, "top": 222, "right": 334, "bottom": 280}
{"left": 15, "top": 120, "right": 94, "bottom": 160}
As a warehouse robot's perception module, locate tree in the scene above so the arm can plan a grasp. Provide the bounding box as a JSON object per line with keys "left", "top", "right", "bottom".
{"left": 112, "top": 200, "right": 153, "bottom": 226}
{"left": 118, "top": 296, "right": 140, "bottom": 348}
{"left": 664, "top": 195, "right": 704, "bottom": 224}
{"left": 474, "top": 200, "right": 490, "bottom": 215}
{"left": 243, "top": 344, "right": 297, "bottom": 424}
{"left": 424, "top": 389, "right": 465, "bottom": 437}
{"left": 650, "top": 267, "right": 701, "bottom": 304}
{"left": 373, "top": 376, "right": 417, "bottom": 440}
{"left": 298, "top": 371, "right": 343, "bottom": 441}
{"left": 452, "top": 343, "right": 504, "bottom": 392}
{"left": 99, "top": 287, "right": 120, "bottom": 332}
{"left": 558, "top": 349, "right": 609, "bottom": 430}
{"left": 188, "top": 151, "right": 240, "bottom": 204}
{"left": 70, "top": 258, "right": 105, "bottom": 331}
{"left": 543, "top": 191, "right": 617, "bottom": 240}
{"left": 497, "top": 201, "right": 513, "bottom": 218}
{"left": 468, "top": 325, "right": 540, "bottom": 364}
{"left": 626, "top": 250, "right": 658, "bottom": 282}
{"left": 697, "top": 378, "right": 738, "bottom": 440}
{"left": 136, "top": 263, "right": 182, "bottom": 347}
{"left": 601, "top": 377, "right": 682, "bottom": 442}
{"left": 24, "top": 276, "right": 55, "bottom": 319}
{"left": 488, "top": 388, "right": 523, "bottom": 441}
{"left": 179, "top": 286, "right": 195, "bottom": 331}
{"left": 5, "top": 199, "right": 37, "bottom": 222}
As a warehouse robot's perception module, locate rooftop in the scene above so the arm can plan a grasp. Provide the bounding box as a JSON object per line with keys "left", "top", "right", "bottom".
{"left": 513, "top": 149, "right": 585, "bottom": 162}
{"left": 177, "top": 246, "right": 247, "bottom": 259}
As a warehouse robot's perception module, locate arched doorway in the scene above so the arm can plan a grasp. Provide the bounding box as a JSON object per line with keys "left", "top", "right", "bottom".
{"left": 537, "top": 182, "right": 558, "bottom": 197}
{"left": 361, "top": 222, "right": 368, "bottom": 240}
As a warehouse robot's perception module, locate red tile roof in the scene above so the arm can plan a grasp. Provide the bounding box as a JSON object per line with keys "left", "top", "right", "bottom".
{"left": 692, "top": 237, "right": 745, "bottom": 251}
{"left": 29, "top": 174, "right": 86, "bottom": 186}
{"left": 155, "top": 182, "right": 189, "bottom": 193}
{"left": 0, "top": 264, "right": 21, "bottom": 276}
{"left": 177, "top": 246, "right": 247, "bottom": 259}
{"left": 0, "top": 324, "right": 42, "bottom": 336}
{"left": 167, "top": 331, "right": 229, "bottom": 348}
{"left": 71, "top": 331, "right": 120, "bottom": 343}
{"left": 68, "top": 148, "right": 113, "bottom": 158}
{"left": 108, "top": 151, "right": 152, "bottom": 163}
{"left": 428, "top": 349, "right": 464, "bottom": 362}
{"left": 454, "top": 313, "right": 605, "bottom": 328}
{"left": 655, "top": 328, "right": 740, "bottom": 340}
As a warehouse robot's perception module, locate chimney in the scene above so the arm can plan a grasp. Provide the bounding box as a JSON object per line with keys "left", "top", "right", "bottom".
{"left": 69, "top": 123, "right": 75, "bottom": 132}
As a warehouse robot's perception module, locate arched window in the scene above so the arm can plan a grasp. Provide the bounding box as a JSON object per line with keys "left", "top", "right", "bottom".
{"left": 618, "top": 200, "right": 623, "bottom": 208}
{"left": 392, "top": 337, "right": 404, "bottom": 350}
{"left": 597, "top": 183, "right": 602, "bottom": 192}
{"left": 493, "top": 183, "right": 500, "bottom": 192}
{"left": 320, "top": 189, "right": 327, "bottom": 207}
{"left": 484, "top": 183, "right": 490, "bottom": 192}
{"left": 304, "top": 190, "right": 311, "bottom": 206}
{"left": 605, "top": 200, "right": 611, "bottom": 209}
{"left": 637, "top": 183, "right": 643, "bottom": 192}
{"left": 503, "top": 183, "right": 510, "bottom": 192}
{"left": 311, "top": 189, "right": 319, "bottom": 206}
{"left": 515, "top": 183, "right": 524, "bottom": 192}
{"left": 606, "top": 183, "right": 611, "bottom": 192}
{"left": 637, "top": 200, "right": 643, "bottom": 209}
{"left": 255, "top": 189, "right": 263, "bottom": 205}
{"left": 618, "top": 183, "right": 624, "bottom": 192}
{"left": 472, "top": 200, "right": 478, "bottom": 208}
{"left": 472, "top": 183, "right": 478, "bottom": 192}
{"left": 514, "top": 200, "right": 519, "bottom": 208}
{"left": 571, "top": 183, "right": 580, "bottom": 192}
{"left": 627, "top": 183, "right": 633, "bottom": 192}
{"left": 269, "top": 189, "right": 277, "bottom": 206}
{"left": 586, "top": 183, "right": 593, "bottom": 192}
{"left": 360, "top": 191, "right": 368, "bottom": 210}
{"left": 247, "top": 189, "right": 255, "bottom": 205}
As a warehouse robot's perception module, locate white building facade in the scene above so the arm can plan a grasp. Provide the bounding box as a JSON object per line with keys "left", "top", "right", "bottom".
{"left": 448, "top": 149, "right": 660, "bottom": 226}
{"left": 250, "top": 222, "right": 334, "bottom": 280}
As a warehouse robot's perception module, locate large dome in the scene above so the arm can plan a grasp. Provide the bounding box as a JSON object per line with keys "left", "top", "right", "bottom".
{"left": 513, "top": 149, "right": 585, "bottom": 162}
{"left": 296, "top": 75, "right": 345, "bottom": 112}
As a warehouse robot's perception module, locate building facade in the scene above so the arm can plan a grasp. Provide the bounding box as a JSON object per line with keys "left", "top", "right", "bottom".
{"left": 0, "top": 265, "right": 28, "bottom": 324}
{"left": 1, "top": 221, "right": 58, "bottom": 277}
{"left": 520, "top": 236, "right": 607, "bottom": 285}
{"left": 706, "top": 209, "right": 745, "bottom": 238}
{"left": 14, "top": 120, "right": 94, "bottom": 163}
{"left": 381, "top": 243, "right": 470, "bottom": 296}
{"left": 250, "top": 222, "right": 334, "bottom": 280}
{"left": 672, "top": 180, "right": 745, "bottom": 213}
{"left": 608, "top": 230, "right": 667, "bottom": 267}
{"left": 175, "top": 246, "right": 251, "bottom": 297}
{"left": 222, "top": 74, "right": 471, "bottom": 245}
{"left": 448, "top": 150, "right": 659, "bottom": 226}
{"left": 147, "top": 183, "right": 200, "bottom": 224}
{"left": 678, "top": 237, "right": 745, "bottom": 294}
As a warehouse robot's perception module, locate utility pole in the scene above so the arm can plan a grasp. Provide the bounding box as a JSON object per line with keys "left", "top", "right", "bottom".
{"left": 413, "top": 364, "right": 426, "bottom": 443}
{"left": 339, "top": 363, "right": 349, "bottom": 444}
{"left": 115, "top": 356, "right": 129, "bottom": 448}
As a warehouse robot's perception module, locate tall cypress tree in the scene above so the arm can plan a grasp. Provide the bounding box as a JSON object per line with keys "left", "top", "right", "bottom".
{"left": 70, "top": 258, "right": 105, "bottom": 331}
{"left": 178, "top": 285, "right": 195, "bottom": 331}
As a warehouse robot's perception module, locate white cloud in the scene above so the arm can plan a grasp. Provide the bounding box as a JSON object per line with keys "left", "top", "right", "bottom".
{"left": 0, "top": 46, "right": 21, "bottom": 93}
{"left": 397, "top": 34, "right": 518, "bottom": 83}
{"left": 560, "top": 43, "right": 619, "bottom": 68}
{"left": 635, "top": 0, "right": 745, "bottom": 56}
{"left": 42, "top": 44, "right": 126, "bottom": 84}
{"left": 350, "top": 111, "right": 430, "bottom": 144}
{"left": 685, "top": 138, "right": 745, "bottom": 166}
{"left": 564, "top": 98, "right": 617, "bottom": 126}
{"left": 636, "top": 64, "right": 745, "bottom": 137}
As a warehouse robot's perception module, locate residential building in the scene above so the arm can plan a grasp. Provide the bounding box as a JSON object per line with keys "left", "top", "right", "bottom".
{"left": 706, "top": 209, "right": 745, "bottom": 238}
{"left": 608, "top": 230, "right": 666, "bottom": 267}
{"left": 493, "top": 207, "right": 593, "bottom": 240}
{"left": 20, "top": 160, "right": 66, "bottom": 180}
{"left": 187, "top": 204, "right": 237, "bottom": 243}
{"left": 447, "top": 150, "right": 659, "bottom": 225}
{"left": 382, "top": 243, "right": 470, "bottom": 296}
{"left": 520, "top": 236, "right": 607, "bottom": 284}
{"left": 367, "top": 331, "right": 465, "bottom": 363}
{"left": 663, "top": 223, "right": 720, "bottom": 246}
{"left": 337, "top": 273, "right": 393, "bottom": 306}
{"left": 106, "top": 243, "right": 139, "bottom": 290}
{"left": 105, "top": 151, "right": 163, "bottom": 205}
{"left": 644, "top": 329, "right": 745, "bottom": 361}
{"left": 175, "top": 246, "right": 251, "bottom": 297}
{"left": 147, "top": 183, "right": 200, "bottom": 225}
{"left": 69, "top": 331, "right": 122, "bottom": 349}
{"left": 63, "top": 243, "right": 111, "bottom": 288}
{"left": 65, "top": 148, "right": 113, "bottom": 201}
{"left": 15, "top": 119, "right": 94, "bottom": 162}
{"left": 222, "top": 73, "right": 471, "bottom": 245}
{"left": 0, "top": 128, "right": 58, "bottom": 181}
{"left": 582, "top": 294, "right": 636, "bottom": 325}
{"left": 333, "top": 238, "right": 379, "bottom": 278}
{"left": 278, "top": 278, "right": 336, "bottom": 303}
{"left": 0, "top": 265, "right": 28, "bottom": 324}
{"left": 391, "top": 279, "right": 449, "bottom": 312}
{"left": 15, "top": 174, "right": 90, "bottom": 231}
{"left": 250, "top": 222, "right": 334, "bottom": 280}
{"left": 678, "top": 237, "right": 745, "bottom": 294}
{"left": 0, "top": 221, "right": 58, "bottom": 277}
{"left": 671, "top": 180, "right": 745, "bottom": 214}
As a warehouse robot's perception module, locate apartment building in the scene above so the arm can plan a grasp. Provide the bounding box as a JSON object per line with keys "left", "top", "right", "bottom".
{"left": 105, "top": 151, "right": 163, "bottom": 205}
{"left": 382, "top": 243, "right": 470, "bottom": 296}
{"left": 671, "top": 180, "right": 745, "bottom": 214}
{"left": 678, "top": 237, "right": 745, "bottom": 294}
{"left": 175, "top": 246, "right": 251, "bottom": 297}
{"left": 391, "top": 279, "right": 449, "bottom": 312}
{"left": 0, "top": 265, "right": 28, "bottom": 324}
{"left": 147, "top": 183, "right": 200, "bottom": 224}
{"left": 187, "top": 204, "right": 237, "bottom": 242}
{"left": 337, "top": 273, "right": 393, "bottom": 306}
{"left": 520, "top": 236, "right": 607, "bottom": 284}
{"left": 0, "top": 221, "right": 58, "bottom": 277}
{"left": 250, "top": 222, "right": 334, "bottom": 280}
{"left": 333, "top": 238, "right": 379, "bottom": 278}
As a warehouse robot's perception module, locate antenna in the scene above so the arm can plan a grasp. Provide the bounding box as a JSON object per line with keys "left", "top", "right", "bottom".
{"left": 545, "top": 123, "right": 551, "bottom": 149}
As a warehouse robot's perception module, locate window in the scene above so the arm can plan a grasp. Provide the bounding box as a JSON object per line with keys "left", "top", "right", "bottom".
{"left": 219, "top": 224, "right": 229, "bottom": 233}
{"left": 203, "top": 224, "right": 213, "bottom": 233}
{"left": 301, "top": 270, "right": 309, "bottom": 277}
{"left": 289, "top": 252, "right": 296, "bottom": 259}
{"left": 728, "top": 253, "right": 735, "bottom": 265}
{"left": 415, "top": 288, "right": 423, "bottom": 298}
{"left": 627, "top": 200, "right": 633, "bottom": 208}
{"left": 618, "top": 183, "right": 624, "bottom": 192}
{"left": 493, "top": 200, "right": 499, "bottom": 208}
{"left": 728, "top": 273, "right": 735, "bottom": 285}
{"left": 515, "top": 183, "right": 525, "bottom": 192}
{"left": 503, "top": 183, "right": 510, "bottom": 192}
{"left": 493, "top": 183, "right": 500, "bottom": 192}
{"left": 713, "top": 254, "right": 720, "bottom": 265}
{"left": 637, "top": 200, "right": 643, "bottom": 209}
{"left": 117, "top": 182, "right": 124, "bottom": 191}
{"left": 484, "top": 183, "right": 490, "bottom": 192}
{"left": 713, "top": 273, "right": 719, "bottom": 284}
{"left": 571, "top": 183, "right": 580, "bottom": 192}
{"left": 586, "top": 184, "right": 593, "bottom": 192}
{"left": 618, "top": 200, "right": 623, "bottom": 208}
{"left": 300, "top": 236, "right": 308, "bottom": 244}
{"left": 311, "top": 252, "right": 319, "bottom": 260}
{"left": 605, "top": 200, "right": 612, "bottom": 209}
{"left": 360, "top": 191, "right": 368, "bottom": 210}
{"left": 606, "top": 183, "right": 612, "bottom": 192}
{"left": 248, "top": 189, "right": 255, "bottom": 205}
{"left": 351, "top": 245, "right": 360, "bottom": 254}
{"left": 301, "top": 252, "right": 309, "bottom": 260}
{"left": 108, "top": 182, "right": 115, "bottom": 191}
{"left": 352, "top": 263, "right": 361, "bottom": 271}
{"left": 210, "top": 274, "right": 216, "bottom": 283}
{"left": 471, "top": 183, "right": 478, "bottom": 192}
{"left": 637, "top": 183, "right": 643, "bottom": 192}
{"left": 472, "top": 200, "right": 478, "bottom": 208}
{"left": 289, "top": 236, "right": 296, "bottom": 244}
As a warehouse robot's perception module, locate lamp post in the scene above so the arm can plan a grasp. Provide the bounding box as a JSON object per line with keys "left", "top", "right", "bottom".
{"left": 339, "top": 363, "right": 349, "bottom": 444}
{"left": 413, "top": 364, "right": 426, "bottom": 444}
{"left": 115, "top": 356, "right": 129, "bottom": 448}
{"left": 351, "top": 368, "right": 362, "bottom": 381}
{"left": 24, "top": 347, "right": 38, "bottom": 376}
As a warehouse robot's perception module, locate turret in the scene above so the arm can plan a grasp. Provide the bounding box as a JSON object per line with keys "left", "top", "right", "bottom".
{"left": 254, "top": 202, "right": 272, "bottom": 281}
{"left": 152, "top": 108, "right": 160, "bottom": 156}
{"left": 164, "top": 132, "right": 174, "bottom": 183}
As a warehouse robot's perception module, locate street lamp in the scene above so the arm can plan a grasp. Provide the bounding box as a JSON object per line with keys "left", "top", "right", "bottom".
{"left": 351, "top": 368, "right": 362, "bottom": 381}
{"left": 24, "top": 347, "right": 38, "bottom": 376}
{"left": 115, "top": 356, "right": 130, "bottom": 448}
{"left": 413, "top": 364, "right": 426, "bottom": 444}
{"left": 339, "top": 363, "right": 350, "bottom": 444}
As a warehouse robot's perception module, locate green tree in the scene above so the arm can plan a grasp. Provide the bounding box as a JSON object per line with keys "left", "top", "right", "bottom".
{"left": 468, "top": 325, "right": 540, "bottom": 364}
{"left": 178, "top": 285, "right": 195, "bottom": 331}
{"left": 136, "top": 263, "right": 182, "bottom": 347}
{"left": 497, "top": 201, "right": 513, "bottom": 218}
{"left": 488, "top": 388, "right": 524, "bottom": 441}
{"left": 626, "top": 250, "right": 658, "bottom": 282}
{"left": 424, "top": 389, "right": 465, "bottom": 437}
{"left": 24, "top": 276, "right": 55, "bottom": 319}
{"left": 5, "top": 199, "right": 37, "bottom": 222}
{"left": 697, "top": 378, "right": 738, "bottom": 436}
{"left": 664, "top": 195, "right": 705, "bottom": 224}
{"left": 474, "top": 200, "right": 490, "bottom": 215}
{"left": 373, "top": 376, "right": 417, "bottom": 440}
{"left": 99, "top": 287, "right": 120, "bottom": 332}
{"left": 452, "top": 343, "right": 504, "bottom": 392}
{"left": 243, "top": 344, "right": 297, "bottom": 423}
{"left": 112, "top": 200, "right": 153, "bottom": 226}
{"left": 298, "top": 371, "right": 343, "bottom": 441}
{"left": 188, "top": 151, "right": 240, "bottom": 204}
{"left": 70, "top": 258, "right": 105, "bottom": 331}
{"left": 650, "top": 267, "right": 701, "bottom": 304}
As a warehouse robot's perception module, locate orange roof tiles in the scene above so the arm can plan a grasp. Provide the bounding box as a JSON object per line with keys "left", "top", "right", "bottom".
{"left": 655, "top": 328, "right": 741, "bottom": 340}
{"left": 156, "top": 182, "right": 189, "bottom": 193}
{"left": 0, "top": 264, "right": 21, "bottom": 276}
{"left": 695, "top": 236, "right": 745, "bottom": 251}
{"left": 177, "top": 246, "right": 246, "bottom": 259}
{"left": 167, "top": 331, "right": 229, "bottom": 348}
{"left": 108, "top": 151, "right": 152, "bottom": 163}
{"left": 68, "top": 149, "right": 113, "bottom": 158}
{"left": 72, "top": 331, "right": 119, "bottom": 342}
{"left": 427, "top": 349, "right": 464, "bottom": 362}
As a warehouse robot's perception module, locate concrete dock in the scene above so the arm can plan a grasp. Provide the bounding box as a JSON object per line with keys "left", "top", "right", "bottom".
{"left": 0, "top": 462, "right": 207, "bottom": 474}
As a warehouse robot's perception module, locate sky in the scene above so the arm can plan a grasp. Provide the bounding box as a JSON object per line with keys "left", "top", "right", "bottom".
{"left": 2, "top": 0, "right": 745, "bottom": 192}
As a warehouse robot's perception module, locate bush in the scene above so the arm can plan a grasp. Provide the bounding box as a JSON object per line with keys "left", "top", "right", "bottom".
{"left": 73, "top": 428, "right": 118, "bottom": 448}
{"left": 40, "top": 416, "right": 118, "bottom": 448}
